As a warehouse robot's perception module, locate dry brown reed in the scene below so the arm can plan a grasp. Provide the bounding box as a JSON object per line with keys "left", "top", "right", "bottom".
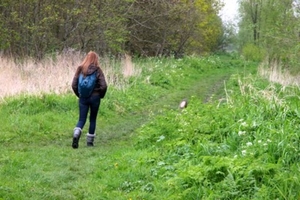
{"left": 0, "top": 52, "right": 138, "bottom": 99}
{"left": 122, "top": 54, "right": 140, "bottom": 78}
{"left": 101, "top": 54, "right": 140, "bottom": 90}
{"left": 235, "top": 60, "right": 292, "bottom": 106}
{"left": 0, "top": 52, "right": 81, "bottom": 99}
{"left": 258, "top": 60, "right": 300, "bottom": 87}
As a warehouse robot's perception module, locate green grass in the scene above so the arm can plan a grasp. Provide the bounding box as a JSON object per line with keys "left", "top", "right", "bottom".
{"left": 1, "top": 55, "right": 300, "bottom": 199}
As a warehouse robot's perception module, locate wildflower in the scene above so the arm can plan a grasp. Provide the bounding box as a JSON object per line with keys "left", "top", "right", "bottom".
{"left": 242, "top": 150, "right": 247, "bottom": 155}
{"left": 246, "top": 142, "right": 253, "bottom": 146}
{"left": 157, "top": 135, "right": 165, "bottom": 142}
{"left": 258, "top": 140, "right": 262, "bottom": 143}
{"left": 238, "top": 131, "right": 246, "bottom": 136}
{"left": 267, "top": 139, "right": 272, "bottom": 143}
{"left": 241, "top": 122, "right": 248, "bottom": 127}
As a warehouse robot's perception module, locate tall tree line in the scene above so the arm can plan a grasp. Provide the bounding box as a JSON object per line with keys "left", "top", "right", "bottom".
{"left": 238, "top": 0, "right": 300, "bottom": 68}
{"left": 0, "top": 0, "right": 223, "bottom": 58}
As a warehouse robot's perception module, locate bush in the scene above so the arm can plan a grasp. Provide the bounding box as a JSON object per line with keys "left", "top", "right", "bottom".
{"left": 242, "top": 43, "right": 266, "bottom": 62}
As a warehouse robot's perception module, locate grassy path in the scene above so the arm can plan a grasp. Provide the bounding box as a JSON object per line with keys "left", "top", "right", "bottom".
{"left": 98, "top": 67, "right": 239, "bottom": 144}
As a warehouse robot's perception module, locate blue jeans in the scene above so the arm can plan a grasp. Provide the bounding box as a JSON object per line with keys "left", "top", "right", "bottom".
{"left": 76, "top": 95, "right": 101, "bottom": 134}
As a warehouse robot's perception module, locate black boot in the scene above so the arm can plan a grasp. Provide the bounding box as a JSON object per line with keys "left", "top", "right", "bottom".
{"left": 72, "top": 127, "right": 82, "bottom": 149}
{"left": 86, "top": 133, "right": 95, "bottom": 147}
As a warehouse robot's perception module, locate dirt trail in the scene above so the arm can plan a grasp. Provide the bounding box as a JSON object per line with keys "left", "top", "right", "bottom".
{"left": 203, "top": 75, "right": 230, "bottom": 103}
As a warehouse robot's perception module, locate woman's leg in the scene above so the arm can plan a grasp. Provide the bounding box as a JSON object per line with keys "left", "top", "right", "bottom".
{"left": 88, "top": 95, "right": 101, "bottom": 134}
{"left": 85, "top": 96, "right": 101, "bottom": 146}
{"left": 76, "top": 98, "right": 89, "bottom": 129}
{"left": 73, "top": 98, "right": 89, "bottom": 149}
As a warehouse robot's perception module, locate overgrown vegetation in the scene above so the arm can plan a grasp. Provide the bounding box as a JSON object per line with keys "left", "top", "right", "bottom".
{"left": 135, "top": 75, "right": 300, "bottom": 199}
{"left": 1, "top": 54, "right": 300, "bottom": 199}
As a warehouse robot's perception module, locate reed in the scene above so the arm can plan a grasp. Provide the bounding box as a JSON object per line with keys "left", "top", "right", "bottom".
{"left": 258, "top": 59, "right": 300, "bottom": 87}
{"left": 0, "top": 52, "right": 138, "bottom": 99}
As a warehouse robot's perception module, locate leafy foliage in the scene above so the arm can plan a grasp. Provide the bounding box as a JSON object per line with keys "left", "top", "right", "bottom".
{"left": 0, "top": 0, "right": 223, "bottom": 58}
{"left": 238, "top": 0, "right": 300, "bottom": 71}
{"left": 242, "top": 43, "right": 266, "bottom": 62}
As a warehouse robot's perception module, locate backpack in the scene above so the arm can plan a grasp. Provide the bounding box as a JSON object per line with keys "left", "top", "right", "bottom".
{"left": 78, "top": 71, "right": 97, "bottom": 97}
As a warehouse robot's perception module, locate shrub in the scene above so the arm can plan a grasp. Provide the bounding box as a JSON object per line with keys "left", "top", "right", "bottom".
{"left": 242, "top": 43, "right": 266, "bottom": 62}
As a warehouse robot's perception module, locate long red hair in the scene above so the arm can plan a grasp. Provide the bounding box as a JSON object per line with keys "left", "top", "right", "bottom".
{"left": 80, "top": 51, "right": 100, "bottom": 75}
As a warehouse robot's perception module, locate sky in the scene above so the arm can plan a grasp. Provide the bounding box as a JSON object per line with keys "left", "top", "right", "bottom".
{"left": 219, "top": 0, "right": 239, "bottom": 25}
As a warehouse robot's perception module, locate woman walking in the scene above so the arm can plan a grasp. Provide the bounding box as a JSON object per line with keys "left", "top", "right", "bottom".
{"left": 71, "top": 51, "right": 107, "bottom": 148}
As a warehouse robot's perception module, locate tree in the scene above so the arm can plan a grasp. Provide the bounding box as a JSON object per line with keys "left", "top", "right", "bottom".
{"left": 0, "top": 0, "right": 223, "bottom": 58}
{"left": 126, "top": 0, "right": 223, "bottom": 57}
{"left": 238, "top": 0, "right": 300, "bottom": 69}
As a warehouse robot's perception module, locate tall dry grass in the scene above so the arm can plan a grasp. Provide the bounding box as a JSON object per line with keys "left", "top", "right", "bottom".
{"left": 0, "top": 52, "right": 139, "bottom": 99}
{"left": 258, "top": 60, "right": 300, "bottom": 87}
{"left": 101, "top": 54, "right": 140, "bottom": 90}
{"left": 0, "top": 52, "right": 81, "bottom": 99}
